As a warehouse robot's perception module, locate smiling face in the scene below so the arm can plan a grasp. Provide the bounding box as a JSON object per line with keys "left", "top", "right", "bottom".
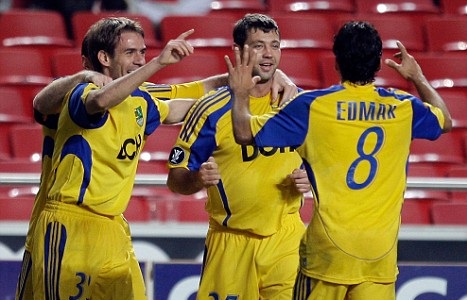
{"left": 104, "top": 31, "right": 147, "bottom": 79}
{"left": 243, "top": 28, "right": 281, "bottom": 84}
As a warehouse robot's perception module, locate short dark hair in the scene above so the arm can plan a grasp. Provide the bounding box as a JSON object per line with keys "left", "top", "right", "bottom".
{"left": 233, "top": 13, "right": 280, "bottom": 48}
{"left": 85, "top": 17, "right": 145, "bottom": 73}
{"left": 333, "top": 21, "right": 382, "bottom": 84}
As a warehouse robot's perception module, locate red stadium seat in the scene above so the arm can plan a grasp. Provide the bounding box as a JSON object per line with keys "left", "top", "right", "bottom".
{"left": 159, "top": 14, "right": 236, "bottom": 49}
{"left": 51, "top": 48, "right": 85, "bottom": 77}
{"left": 178, "top": 198, "right": 209, "bottom": 223}
{"left": 402, "top": 190, "right": 450, "bottom": 224}
{"left": 209, "top": 0, "right": 267, "bottom": 18}
{"left": 355, "top": 0, "right": 441, "bottom": 23}
{"left": 407, "top": 164, "right": 447, "bottom": 178}
{"left": 0, "top": 159, "right": 42, "bottom": 173}
{"left": 413, "top": 54, "right": 467, "bottom": 93}
{"left": 0, "top": 48, "right": 53, "bottom": 110}
{"left": 438, "top": 91, "right": 467, "bottom": 132}
{"left": 440, "top": 0, "right": 467, "bottom": 15}
{"left": 0, "top": 9, "right": 74, "bottom": 65}
{"left": 9, "top": 123, "right": 43, "bottom": 161}
{"left": 319, "top": 54, "right": 411, "bottom": 90}
{"left": 431, "top": 202, "right": 467, "bottom": 225}
{"left": 124, "top": 196, "right": 151, "bottom": 222}
{"left": 0, "top": 196, "right": 34, "bottom": 220}
{"left": 0, "top": 87, "right": 34, "bottom": 123}
{"left": 148, "top": 50, "right": 226, "bottom": 84}
{"left": 268, "top": 0, "right": 356, "bottom": 18}
{"left": 273, "top": 15, "right": 334, "bottom": 51}
{"left": 71, "top": 11, "right": 160, "bottom": 49}
{"left": 334, "top": 14, "right": 426, "bottom": 54}
{"left": 409, "top": 133, "right": 465, "bottom": 175}
{"left": 280, "top": 49, "right": 323, "bottom": 90}
{"left": 425, "top": 17, "right": 467, "bottom": 55}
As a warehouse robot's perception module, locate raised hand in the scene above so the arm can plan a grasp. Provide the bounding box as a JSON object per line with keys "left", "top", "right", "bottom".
{"left": 385, "top": 41, "right": 424, "bottom": 82}
{"left": 225, "top": 45, "right": 261, "bottom": 99}
{"left": 158, "top": 29, "right": 195, "bottom": 66}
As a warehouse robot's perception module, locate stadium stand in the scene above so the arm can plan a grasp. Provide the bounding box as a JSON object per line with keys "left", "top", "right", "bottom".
{"left": 319, "top": 53, "right": 412, "bottom": 90}
{"left": 209, "top": 0, "right": 267, "bottom": 18}
{"left": 71, "top": 10, "right": 160, "bottom": 48}
{"left": 267, "top": 0, "right": 356, "bottom": 18}
{"left": 440, "top": 0, "right": 467, "bottom": 15}
{"left": 273, "top": 15, "right": 334, "bottom": 51}
{"left": 334, "top": 14, "right": 427, "bottom": 54}
{"left": 355, "top": 0, "right": 442, "bottom": 23}
{"left": 8, "top": 123, "right": 42, "bottom": 161}
{"left": 147, "top": 49, "right": 227, "bottom": 84}
{"left": 279, "top": 49, "right": 323, "bottom": 90}
{"left": 431, "top": 202, "right": 467, "bottom": 225}
{"left": 0, "top": 196, "right": 34, "bottom": 220}
{"left": 0, "top": 9, "right": 74, "bottom": 64}
{"left": 424, "top": 17, "right": 467, "bottom": 55}
{"left": 446, "top": 165, "right": 467, "bottom": 202}
{"left": 51, "top": 48, "right": 84, "bottom": 77}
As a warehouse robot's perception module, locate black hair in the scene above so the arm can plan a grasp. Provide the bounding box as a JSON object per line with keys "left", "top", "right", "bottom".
{"left": 233, "top": 13, "right": 280, "bottom": 48}
{"left": 333, "top": 21, "right": 382, "bottom": 84}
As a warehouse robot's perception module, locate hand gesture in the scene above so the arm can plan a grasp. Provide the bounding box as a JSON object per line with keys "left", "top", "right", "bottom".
{"left": 385, "top": 41, "right": 424, "bottom": 82}
{"left": 157, "top": 29, "right": 195, "bottom": 66}
{"left": 225, "top": 45, "right": 261, "bottom": 99}
{"left": 289, "top": 168, "right": 311, "bottom": 194}
{"left": 198, "top": 156, "right": 221, "bottom": 187}
{"left": 271, "top": 69, "right": 298, "bottom": 106}
{"left": 83, "top": 70, "right": 113, "bottom": 88}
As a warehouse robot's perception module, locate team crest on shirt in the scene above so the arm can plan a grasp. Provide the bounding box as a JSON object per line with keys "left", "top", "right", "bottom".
{"left": 134, "top": 106, "right": 144, "bottom": 127}
{"left": 169, "top": 146, "right": 185, "bottom": 165}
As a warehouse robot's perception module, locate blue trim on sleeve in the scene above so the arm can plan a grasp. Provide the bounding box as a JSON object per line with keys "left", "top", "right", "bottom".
{"left": 68, "top": 83, "right": 108, "bottom": 129}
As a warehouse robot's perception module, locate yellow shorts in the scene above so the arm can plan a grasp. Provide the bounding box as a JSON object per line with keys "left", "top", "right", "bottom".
{"left": 293, "top": 271, "right": 396, "bottom": 300}
{"left": 31, "top": 201, "right": 145, "bottom": 300}
{"left": 197, "top": 213, "right": 305, "bottom": 300}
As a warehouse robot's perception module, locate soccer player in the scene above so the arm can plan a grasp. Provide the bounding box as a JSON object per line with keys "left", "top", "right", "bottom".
{"left": 28, "top": 17, "right": 197, "bottom": 299}
{"left": 227, "top": 21, "right": 452, "bottom": 300}
{"left": 167, "top": 14, "right": 310, "bottom": 299}
{"left": 19, "top": 15, "right": 298, "bottom": 299}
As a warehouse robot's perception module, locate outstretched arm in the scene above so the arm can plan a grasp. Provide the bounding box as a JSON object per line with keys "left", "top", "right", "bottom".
{"left": 385, "top": 41, "right": 452, "bottom": 133}
{"left": 85, "top": 29, "right": 195, "bottom": 115}
{"left": 225, "top": 45, "right": 260, "bottom": 145}
{"left": 164, "top": 98, "right": 197, "bottom": 124}
{"left": 167, "top": 156, "right": 220, "bottom": 195}
{"left": 33, "top": 70, "right": 113, "bottom": 115}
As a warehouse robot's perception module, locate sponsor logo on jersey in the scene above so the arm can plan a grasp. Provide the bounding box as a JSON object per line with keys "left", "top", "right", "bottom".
{"left": 134, "top": 106, "right": 144, "bottom": 126}
{"left": 241, "top": 145, "right": 296, "bottom": 162}
{"left": 117, "top": 133, "right": 142, "bottom": 160}
{"left": 169, "top": 147, "right": 185, "bottom": 165}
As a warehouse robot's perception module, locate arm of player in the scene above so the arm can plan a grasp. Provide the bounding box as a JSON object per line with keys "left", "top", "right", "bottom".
{"left": 200, "top": 73, "right": 229, "bottom": 93}
{"left": 33, "top": 70, "right": 113, "bottom": 115}
{"left": 85, "top": 29, "right": 195, "bottom": 115}
{"left": 199, "top": 69, "right": 297, "bottom": 105}
{"left": 167, "top": 156, "right": 220, "bottom": 195}
{"left": 163, "top": 98, "right": 197, "bottom": 124}
{"left": 225, "top": 45, "right": 260, "bottom": 145}
{"left": 289, "top": 168, "right": 311, "bottom": 194}
{"left": 385, "top": 41, "right": 452, "bottom": 133}
{"left": 271, "top": 69, "right": 298, "bottom": 106}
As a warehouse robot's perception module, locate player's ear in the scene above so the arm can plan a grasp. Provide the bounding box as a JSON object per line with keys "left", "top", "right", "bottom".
{"left": 98, "top": 50, "right": 111, "bottom": 67}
